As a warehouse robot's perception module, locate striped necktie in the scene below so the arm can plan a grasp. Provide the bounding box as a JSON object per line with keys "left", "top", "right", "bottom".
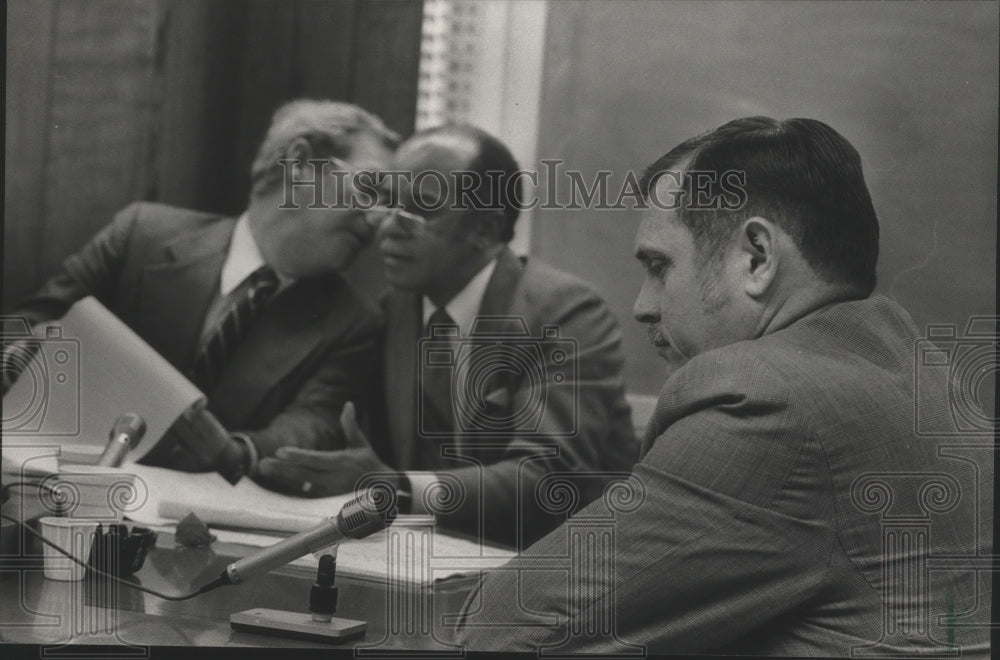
{"left": 189, "top": 265, "right": 279, "bottom": 392}
{"left": 419, "top": 307, "right": 458, "bottom": 445}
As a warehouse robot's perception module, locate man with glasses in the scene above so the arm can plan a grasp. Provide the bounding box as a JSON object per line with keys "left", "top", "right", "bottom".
{"left": 5, "top": 100, "right": 397, "bottom": 483}
{"left": 256, "top": 124, "right": 638, "bottom": 547}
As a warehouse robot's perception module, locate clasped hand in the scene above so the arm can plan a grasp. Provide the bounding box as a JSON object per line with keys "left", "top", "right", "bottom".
{"left": 255, "top": 401, "right": 390, "bottom": 497}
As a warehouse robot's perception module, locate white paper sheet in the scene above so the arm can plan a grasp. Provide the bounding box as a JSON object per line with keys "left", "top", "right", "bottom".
{"left": 2, "top": 296, "right": 203, "bottom": 462}
{"left": 123, "top": 463, "right": 351, "bottom": 528}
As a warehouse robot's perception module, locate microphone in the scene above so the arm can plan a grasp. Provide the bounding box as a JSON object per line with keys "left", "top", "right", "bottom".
{"left": 97, "top": 413, "right": 146, "bottom": 467}
{"left": 219, "top": 489, "right": 396, "bottom": 585}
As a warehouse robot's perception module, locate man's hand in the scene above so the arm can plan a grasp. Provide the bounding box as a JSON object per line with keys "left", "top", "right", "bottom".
{"left": 255, "top": 402, "right": 392, "bottom": 498}
{"left": 151, "top": 407, "right": 248, "bottom": 483}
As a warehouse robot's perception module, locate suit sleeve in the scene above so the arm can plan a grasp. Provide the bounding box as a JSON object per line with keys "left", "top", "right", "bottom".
{"left": 434, "top": 292, "right": 638, "bottom": 547}
{"left": 10, "top": 203, "right": 141, "bottom": 324}
{"left": 455, "top": 352, "right": 835, "bottom": 653}
{"left": 238, "top": 321, "right": 380, "bottom": 458}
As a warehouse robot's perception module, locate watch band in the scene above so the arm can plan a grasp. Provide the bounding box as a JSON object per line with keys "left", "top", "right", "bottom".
{"left": 231, "top": 432, "right": 259, "bottom": 475}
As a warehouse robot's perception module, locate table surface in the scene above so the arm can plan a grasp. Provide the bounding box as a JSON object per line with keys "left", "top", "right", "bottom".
{"left": 0, "top": 494, "right": 481, "bottom": 650}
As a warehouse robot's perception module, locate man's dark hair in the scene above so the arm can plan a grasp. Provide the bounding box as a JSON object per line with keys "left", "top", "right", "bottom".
{"left": 639, "top": 117, "right": 880, "bottom": 294}
{"left": 416, "top": 124, "right": 523, "bottom": 243}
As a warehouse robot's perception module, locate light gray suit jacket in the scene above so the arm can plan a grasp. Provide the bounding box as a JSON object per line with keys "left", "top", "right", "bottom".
{"left": 456, "top": 295, "right": 992, "bottom": 656}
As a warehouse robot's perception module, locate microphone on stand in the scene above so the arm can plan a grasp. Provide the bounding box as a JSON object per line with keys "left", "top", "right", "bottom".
{"left": 96, "top": 413, "right": 146, "bottom": 467}
{"left": 203, "top": 488, "right": 396, "bottom": 642}
{"left": 217, "top": 488, "right": 396, "bottom": 586}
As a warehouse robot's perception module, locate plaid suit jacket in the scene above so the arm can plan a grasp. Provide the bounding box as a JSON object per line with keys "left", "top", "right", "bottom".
{"left": 456, "top": 295, "right": 992, "bottom": 656}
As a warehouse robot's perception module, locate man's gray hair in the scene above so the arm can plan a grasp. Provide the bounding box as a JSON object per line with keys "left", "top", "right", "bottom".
{"left": 250, "top": 99, "right": 399, "bottom": 196}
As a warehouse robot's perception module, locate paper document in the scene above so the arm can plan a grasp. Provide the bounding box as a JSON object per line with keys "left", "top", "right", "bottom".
{"left": 124, "top": 463, "right": 351, "bottom": 529}
{"left": 2, "top": 297, "right": 203, "bottom": 462}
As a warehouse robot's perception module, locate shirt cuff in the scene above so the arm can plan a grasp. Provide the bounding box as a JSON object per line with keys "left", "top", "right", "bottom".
{"left": 404, "top": 472, "right": 443, "bottom": 516}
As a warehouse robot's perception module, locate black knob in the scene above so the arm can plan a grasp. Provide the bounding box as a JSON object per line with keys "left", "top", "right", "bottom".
{"left": 309, "top": 554, "right": 338, "bottom": 617}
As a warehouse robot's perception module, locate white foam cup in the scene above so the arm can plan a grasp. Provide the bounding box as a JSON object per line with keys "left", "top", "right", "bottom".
{"left": 39, "top": 516, "right": 98, "bottom": 581}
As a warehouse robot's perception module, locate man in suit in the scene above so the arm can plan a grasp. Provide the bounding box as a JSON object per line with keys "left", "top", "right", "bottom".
{"left": 256, "top": 125, "right": 638, "bottom": 547}
{"left": 5, "top": 100, "right": 396, "bottom": 483}
{"left": 454, "top": 118, "right": 991, "bottom": 655}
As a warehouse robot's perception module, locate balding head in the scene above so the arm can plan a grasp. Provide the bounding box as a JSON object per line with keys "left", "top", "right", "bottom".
{"left": 375, "top": 124, "right": 521, "bottom": 306}
{"left": 399, "top": 124, "right": 523, "bottom": 241}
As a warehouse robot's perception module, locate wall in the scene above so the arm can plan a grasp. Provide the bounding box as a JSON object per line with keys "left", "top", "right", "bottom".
{"left": 531, "top": 0, "right": 998, "bottom": 395}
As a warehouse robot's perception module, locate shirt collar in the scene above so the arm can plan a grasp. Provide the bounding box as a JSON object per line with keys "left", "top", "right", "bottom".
{"left": 219, "top": 213, "right": 292, "bottom": 295}
{"left": 422, "top": 258, "right": 498, "bottom": 337}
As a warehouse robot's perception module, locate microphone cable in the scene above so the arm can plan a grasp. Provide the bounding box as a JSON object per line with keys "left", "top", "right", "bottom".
{"left": 2, "top": 478, "right": 61, "bottom": 503}
{"left": 0, "top": 510, "right": 226, "bottom": 601}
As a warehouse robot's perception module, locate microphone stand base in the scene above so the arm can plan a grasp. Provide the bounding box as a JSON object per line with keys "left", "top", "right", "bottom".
{"left": 230, "top": 608, "right": 366, "bottom": 643}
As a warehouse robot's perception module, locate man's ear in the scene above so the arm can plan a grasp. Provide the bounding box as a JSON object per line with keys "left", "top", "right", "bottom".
{"left": 284, "top": 137, "right": 314, "bottom": 170}
{"left": 739, "top": 217, "right": 779, "bottom": 297}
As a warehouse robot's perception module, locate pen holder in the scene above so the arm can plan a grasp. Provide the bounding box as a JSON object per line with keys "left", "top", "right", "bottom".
{"left": 86, "top": 524, "right": 158, "bottom": 577}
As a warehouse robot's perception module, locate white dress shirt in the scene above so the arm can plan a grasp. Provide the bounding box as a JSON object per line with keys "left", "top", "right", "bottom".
{"left": 421, "top": 258, "right": 498, "bottom": 337}
{"left": 198, "top": 213, "right": 291, "bottom": 342}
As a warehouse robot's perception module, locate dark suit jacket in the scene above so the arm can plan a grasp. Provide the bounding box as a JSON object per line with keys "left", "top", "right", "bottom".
{"left": 13, "top": 202, "right": 382, "bottom": 461}
{"left": 456, "top": 295, "right": 991, "bottom": 656}
{"left": 374, "top": 248, "right": 638, "bottom": 548}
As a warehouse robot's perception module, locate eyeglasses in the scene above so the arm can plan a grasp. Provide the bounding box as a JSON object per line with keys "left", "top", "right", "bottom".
{"left": 364, "top": 206, "right": 428, "bottom": 233}
{"left": 328, "top": 157, "right": 430, "bottom": 233}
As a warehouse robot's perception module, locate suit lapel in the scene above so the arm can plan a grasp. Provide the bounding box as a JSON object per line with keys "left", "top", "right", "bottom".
{"left": 464, "top": 249, "right": 527, "bottom": 435}
{"left": 477, "top": 248, "right": 524, "bottom": 317}
{"left": 136, "top": 219, "right": 233, "bottom": 371}
{"left": 383, "top": 292, "right": 422, "bottom": 469}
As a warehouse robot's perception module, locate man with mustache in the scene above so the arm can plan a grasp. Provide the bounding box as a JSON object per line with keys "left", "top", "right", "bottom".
{"left": 453, "top": 117, "right": 991, "bottom": 656}
{"left": 256, "top": 124, "right": 638, "bottom": 547}
{"left": 5, "top": 100, "right": 396, "bottom": 483}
